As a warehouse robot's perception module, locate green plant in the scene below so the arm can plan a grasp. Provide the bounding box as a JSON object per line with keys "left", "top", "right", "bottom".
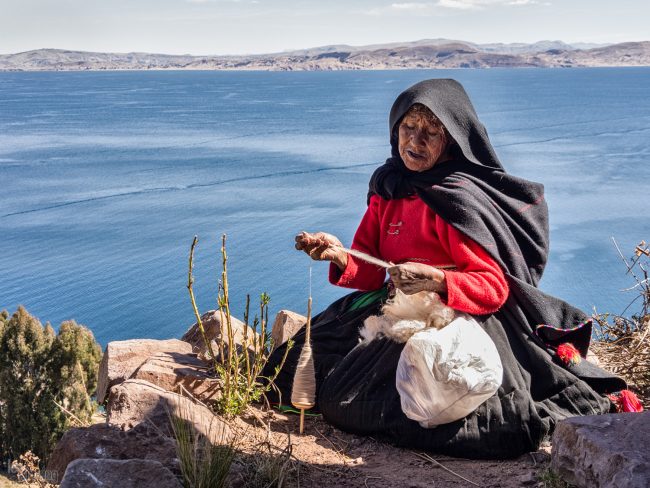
{"left": 169, "top": 406, "right": 235, "bottom": 488}
{"left": 187, "top": 235, "right": 292, "bottom": 417}
{"left": 538, "top": 467, "right": 573, "bottom": 488}
{"left": 0, "top": 307, "right": 102, "bottom": 463}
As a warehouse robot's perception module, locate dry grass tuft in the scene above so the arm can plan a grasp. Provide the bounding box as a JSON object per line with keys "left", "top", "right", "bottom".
{"left": 168, "top": 404, "right": 236, "bottom": 488}
{"left": 592, "top": 239, "right": 650, "bottom": 406}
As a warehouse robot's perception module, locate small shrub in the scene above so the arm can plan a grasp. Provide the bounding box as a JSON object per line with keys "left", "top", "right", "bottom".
{"left": 187, "top": 235, "right": 292, "bottom": 417}
{"left": 0, "top": 307, "right": 102, "bottom": 463}
{"left": 538, "top": 467, "right": 573, "bottom": 488}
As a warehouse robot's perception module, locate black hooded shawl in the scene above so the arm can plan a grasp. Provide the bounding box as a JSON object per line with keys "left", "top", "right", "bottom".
{"left": 370, "top": 79, "right": 600, "bottom": 356}
{"left": 265, "top": 79, "right": 626, "bottom": 459}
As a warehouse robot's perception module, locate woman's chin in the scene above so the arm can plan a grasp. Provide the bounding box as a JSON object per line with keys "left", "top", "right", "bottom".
{"left": 404, "top": 158, "right": 435, "bottom": 172}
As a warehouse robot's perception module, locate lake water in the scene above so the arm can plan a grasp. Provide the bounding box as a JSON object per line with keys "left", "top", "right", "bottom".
{"left": 1, "top": 68, "right": 649, "bottom": 346}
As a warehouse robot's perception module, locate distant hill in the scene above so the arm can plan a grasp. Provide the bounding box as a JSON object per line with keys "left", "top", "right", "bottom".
{"left": 1, "top": 39, "right": 649, "bottom": 71}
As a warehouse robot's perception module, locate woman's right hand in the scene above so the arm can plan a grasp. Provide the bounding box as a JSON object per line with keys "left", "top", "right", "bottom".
{"left": 295, "top": 231, "right": 348, "bottom": 270}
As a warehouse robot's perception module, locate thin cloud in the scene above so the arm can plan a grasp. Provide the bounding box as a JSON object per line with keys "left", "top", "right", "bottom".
{"left": 185, "top": 0, "right": 242, "bottom": 3}
{"left": 437, "top": 0, "right": 544, "bottom": 9}
{"left": 365, "top": 0, "right": 544, "bottom": 15}
{"left": 391, "top": 3, "right": 430, "bottom": 9}
{"left": 436, "top": 0, "right": 476, "bottom": 9}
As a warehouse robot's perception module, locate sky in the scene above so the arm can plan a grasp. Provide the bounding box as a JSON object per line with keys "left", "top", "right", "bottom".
{"left": 1, "top": 0, "right": 648, "bottom": 55}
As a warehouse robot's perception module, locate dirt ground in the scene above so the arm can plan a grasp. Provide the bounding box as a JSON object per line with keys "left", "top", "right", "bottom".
{"left": 0, "top": 473, "right": 21, "bottom": 488}
{"left": 230, "top": 406, "right": 551, "bottom": 488}
{"left": 0, "top": 408, "right": 553, "bottom": 487}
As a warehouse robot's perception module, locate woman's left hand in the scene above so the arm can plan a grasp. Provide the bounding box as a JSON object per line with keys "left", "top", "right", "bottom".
{"left": 387, "top": 262, "right": 447, "bottom": 295}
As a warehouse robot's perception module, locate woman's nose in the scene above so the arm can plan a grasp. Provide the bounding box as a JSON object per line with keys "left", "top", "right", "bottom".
{"left": 413, "top": 130, "right": 427, "bottom": 145}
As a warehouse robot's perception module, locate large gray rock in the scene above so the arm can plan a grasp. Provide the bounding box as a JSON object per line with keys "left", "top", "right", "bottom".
{"left": 96, "top": 339, "right": 193, "bottom": 403}
{"left": 551, "top": 412, "right": 650, "bottom": 488}
{"left": 59, "top": 458, "right": 182, "bottom": 488}
{"left": 181, "top": 310, "right": 256, "bottom": 358}
{"left": 107, "top": 378, "right": 232, "bottom": 444}
{"left": 270, "top": 310, "right": 306, "bottom": 350}
{"left": 132, "top": 351, "right": 222, "bottom": 404}
{"left": 47, "top": 423, "right": 179, "bottom": 483}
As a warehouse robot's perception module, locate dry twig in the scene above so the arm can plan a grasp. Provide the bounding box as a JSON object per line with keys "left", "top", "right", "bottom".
{"left": 413, "top": 451, "right": 480, "bottom": 486}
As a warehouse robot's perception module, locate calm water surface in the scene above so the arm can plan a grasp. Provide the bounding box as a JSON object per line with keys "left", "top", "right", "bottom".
{"left": 1, "top": 68, "right": 649, "bottom": 345}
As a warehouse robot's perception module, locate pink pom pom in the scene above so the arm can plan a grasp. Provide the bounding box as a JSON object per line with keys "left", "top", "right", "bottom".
{"left": 609, "top": 390, "right": 644, "bottom": 413}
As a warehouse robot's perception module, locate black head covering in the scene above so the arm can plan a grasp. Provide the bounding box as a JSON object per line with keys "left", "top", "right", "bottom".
{"left": 387, "top": 78, "right": 502, "bottom": 169}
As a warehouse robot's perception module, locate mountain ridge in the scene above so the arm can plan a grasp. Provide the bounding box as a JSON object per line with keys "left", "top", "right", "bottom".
{"left": 2, "top": 39, "right": 648, "bottom": 71}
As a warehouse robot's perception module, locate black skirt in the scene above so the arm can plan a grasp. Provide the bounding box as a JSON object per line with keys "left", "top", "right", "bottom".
{"left": 263, "top": 286, "right": 624, "bottom": 459}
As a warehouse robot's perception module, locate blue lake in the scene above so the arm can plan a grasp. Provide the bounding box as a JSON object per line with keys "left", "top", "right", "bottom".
{"left": 1, "top": 68, "right": 649, "bottom": 346}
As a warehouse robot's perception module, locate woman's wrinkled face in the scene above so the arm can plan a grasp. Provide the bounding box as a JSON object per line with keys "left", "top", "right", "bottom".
{"left": 398, "top": 105, "right": 448, "bottom": 172}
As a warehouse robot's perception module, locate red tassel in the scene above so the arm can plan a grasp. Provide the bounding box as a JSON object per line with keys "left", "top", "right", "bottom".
{"left": 557, "top": 342, "right": 581, "bottom": 366}
{"left": 609, "top": 390, "right": 644, "bottom": 413}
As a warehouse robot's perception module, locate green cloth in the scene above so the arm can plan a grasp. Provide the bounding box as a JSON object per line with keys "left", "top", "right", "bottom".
{"left": 347, "top": 287, "right": 388, "bottom": 312}
{"left": 275, "top": 404, "right": 321, "bottom": 416}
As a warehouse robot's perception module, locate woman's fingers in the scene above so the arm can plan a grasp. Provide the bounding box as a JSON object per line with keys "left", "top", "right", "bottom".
{"left": 387, "top": 263, "right": 446, "bottom": 294}
{"left": 295, "top": 231, "right": 343, "bottom": 262}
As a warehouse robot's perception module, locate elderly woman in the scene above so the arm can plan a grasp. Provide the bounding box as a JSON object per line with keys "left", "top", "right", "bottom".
{"left": 265, "top": 79, "right": 640, "bottom": 459}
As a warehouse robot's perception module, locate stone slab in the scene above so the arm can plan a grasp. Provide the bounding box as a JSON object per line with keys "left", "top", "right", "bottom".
{"left": 551, "top": 412, "right": 650, "bottom": 488}
{"left": 59, "top": 458, "right": 182, "bottom": 488}
{"left": 96, "top": 339, "right": 192, "bottom": 404}
{"left": 132, "top": 351, "right": 222, "bottom": 404}
{"left": 47, "top": 423, "right": 179, "bottom": 483}
{"left": 106, "top": 378, "right": 231, "bottom": 445}
{"left": 270, "top": 310, "right": 306, "bottom": 350}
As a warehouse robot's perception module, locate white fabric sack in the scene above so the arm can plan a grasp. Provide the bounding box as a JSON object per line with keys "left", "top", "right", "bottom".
{"left": 396, "top": 314, "right": 503, "bottom": 428}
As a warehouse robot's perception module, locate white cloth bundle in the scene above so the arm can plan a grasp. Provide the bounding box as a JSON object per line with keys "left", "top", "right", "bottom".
{"left": 396, "top": 313, "right": 503, "bottom": 428}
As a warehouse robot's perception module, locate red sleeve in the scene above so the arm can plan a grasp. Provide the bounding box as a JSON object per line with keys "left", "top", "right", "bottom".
{"left": 435, "top": 216, "right": 509, "bottom": 315}
{"left": 329, "top": 196, "right": 387, "bottom": 291}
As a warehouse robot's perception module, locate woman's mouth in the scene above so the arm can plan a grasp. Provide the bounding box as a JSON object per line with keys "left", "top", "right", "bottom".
{"left": 407, "top": 149, "right": 425, "bottom": 160}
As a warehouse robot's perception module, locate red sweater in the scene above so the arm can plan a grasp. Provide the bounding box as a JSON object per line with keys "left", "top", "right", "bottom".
{"left": 329, "top": 194, "right": 509, "bottom": 315}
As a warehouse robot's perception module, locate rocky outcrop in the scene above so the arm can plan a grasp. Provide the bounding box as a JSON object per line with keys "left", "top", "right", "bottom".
{"left": 132, "top": 351, "right": 222, "bottom": 404}
{"left": 181, "top": 309, "right": 256, "bottom": 358}
{"left": 52, "top": 309, "right": 302, "bottom": 485}
{"left": 270, "top": 310, "right": 306, "bottom": 350}
{"left": 47, "top": 423, "right": 179, "bottom": 483}
{"left": 551, "top": 412, "right": 650, "bottom": 487}
{"left": 106, "top": 378, "right": 231, "bottom": 443}
{"left": 96, "top": 339, "right": 192, "bottom": 403}
{"left": 59, "top": 458, "right": 182, "bottom": 488}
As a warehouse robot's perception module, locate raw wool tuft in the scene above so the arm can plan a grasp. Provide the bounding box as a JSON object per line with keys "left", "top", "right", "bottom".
{"left": 360, "top": 289, "right": 455, "bottom": 344}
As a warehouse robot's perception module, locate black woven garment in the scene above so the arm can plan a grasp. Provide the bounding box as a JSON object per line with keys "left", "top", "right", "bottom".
{"left": 264, "top": 79, "right": 626, "bottom": 459}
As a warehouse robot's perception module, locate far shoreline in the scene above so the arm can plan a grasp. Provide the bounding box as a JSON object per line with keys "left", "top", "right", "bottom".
{"left": 2, "top": 65, "right": 650, "bottom": 74}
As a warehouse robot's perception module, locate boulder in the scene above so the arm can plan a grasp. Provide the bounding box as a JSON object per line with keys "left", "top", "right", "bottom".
{"left": 181, "top": 310, "right": 256, "bottom": 358}
{"left": 270, "top": 310, "right": 306, "bottom": 350}
{"left": 96, "top": 339, "right": 193, "bottom": 404}
{"left": 106, "top": 378, "right": 231, "bottom": 444}
{"left": 47, "top": 423, "right": 179, "bottom": 483}
{"left": 551, "top": 412, "right": 650, "bottom": 488}
{"left": 132, "top": 351, "right": 222, "bottom": 404}
{"left": 59, "top": 458, "right": 182, "bottom": 488}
